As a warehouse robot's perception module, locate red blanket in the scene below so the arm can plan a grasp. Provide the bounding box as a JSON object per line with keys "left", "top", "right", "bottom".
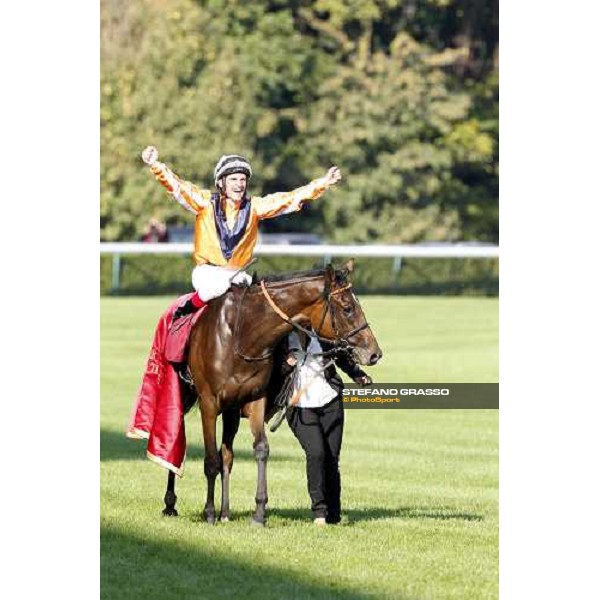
{"left": 126, "top": 294, "right": 206, "bottom": 477}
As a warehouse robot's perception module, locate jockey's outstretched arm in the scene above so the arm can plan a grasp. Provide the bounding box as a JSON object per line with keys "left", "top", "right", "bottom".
{"left": 141, "top": 146, "right": 210, "bottom": 214}
{"left": 253, "top": 166, "right": 342, "bottom": 220}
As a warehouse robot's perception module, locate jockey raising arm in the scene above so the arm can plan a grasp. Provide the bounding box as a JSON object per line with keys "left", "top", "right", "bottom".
{"left": 141, "top": 146, "right": 342, "bottom": 316}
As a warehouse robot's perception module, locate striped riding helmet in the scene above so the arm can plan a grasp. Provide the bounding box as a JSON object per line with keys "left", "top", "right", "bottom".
{"left": 214, "top": 154, "right": 252, "bottom": 186}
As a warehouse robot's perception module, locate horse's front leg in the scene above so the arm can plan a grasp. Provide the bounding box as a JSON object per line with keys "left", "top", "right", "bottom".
{"left": 246, "top": 397, "right": 269, "bottom": 526}
{"left": 200, "top": 402, "right": 220, "bottom": 525}
{"left": 219, "top": 407, "right": 240, "bottom": 522}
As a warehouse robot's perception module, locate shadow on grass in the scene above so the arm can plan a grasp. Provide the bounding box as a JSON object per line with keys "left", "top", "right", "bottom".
{"left": 101, "top": 524, "right": 392, "bottom": 600}
{"left": 173, "top": 507, "right": 483, "bottom": 525}
{"left": 101, "top": 429, "right": 294, "bottom": 463}
{"left": 271, "top": 506, "right": 483, "bottom": 523}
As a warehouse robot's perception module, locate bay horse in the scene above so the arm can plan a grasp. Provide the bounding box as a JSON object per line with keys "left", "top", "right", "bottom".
{"left": 163, "top": 260, "right": 382, "bottom": 525}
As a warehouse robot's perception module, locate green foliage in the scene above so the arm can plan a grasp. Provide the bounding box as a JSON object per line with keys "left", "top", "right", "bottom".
{"left": 299, "top": 33, "right": 475, "bottom": 243}
{"left": 101, "top": 0, "right": 498, "bottom": 242}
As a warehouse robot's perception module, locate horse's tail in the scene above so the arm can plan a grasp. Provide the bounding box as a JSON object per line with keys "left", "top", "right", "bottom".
{"left": 182, "top": 383, "right": 198, "bottom": 414}
{"left": 173, "top": 363, "right": 199, "bottom": 414}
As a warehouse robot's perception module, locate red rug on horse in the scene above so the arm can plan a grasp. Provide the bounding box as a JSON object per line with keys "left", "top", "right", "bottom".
{"left": 126, "top": 293, "right": 207, "bottom": 476}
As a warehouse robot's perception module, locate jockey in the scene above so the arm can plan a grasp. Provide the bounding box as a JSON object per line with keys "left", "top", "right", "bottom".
{"left": 141, "top": 146, "right": 342, "bottom": 318}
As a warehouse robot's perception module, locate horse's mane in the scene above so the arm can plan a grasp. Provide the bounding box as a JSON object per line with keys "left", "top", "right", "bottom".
{"left": 257, "top": 267, "right": 325, "bottom": 284}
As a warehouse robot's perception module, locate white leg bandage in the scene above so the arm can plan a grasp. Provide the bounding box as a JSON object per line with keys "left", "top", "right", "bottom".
{"left": 192, "top": 264, "right": 251, "bottom": 302}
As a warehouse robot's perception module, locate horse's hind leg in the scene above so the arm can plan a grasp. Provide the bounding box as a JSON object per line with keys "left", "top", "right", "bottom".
{"left": 220, "top": 407, "right": 240, "bottom": 522}
{"left": 200, "top": 404, "right": 220, "bottom": 525}
{"left": 162, "top": 471, "right": 178, "bottom": 517}
{"left": 246, "top": 397, "right": 269, "bottom": 526}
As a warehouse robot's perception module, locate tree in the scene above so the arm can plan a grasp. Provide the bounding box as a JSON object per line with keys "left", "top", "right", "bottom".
{"left": 100, "top": 0, "right": 498, "bottom": 242}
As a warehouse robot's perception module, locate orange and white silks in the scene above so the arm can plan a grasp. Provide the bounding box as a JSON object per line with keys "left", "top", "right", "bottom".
{"left": 150, "top": 161, "right": 329, "bottom": 268}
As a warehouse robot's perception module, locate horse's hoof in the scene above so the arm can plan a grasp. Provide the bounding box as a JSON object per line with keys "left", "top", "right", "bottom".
{"left": 203, "top": 507, "right": 216, "bottom": 524}
{"left": 220, "top": 516, "right": 230, "bottom": 523}
{"left": 162, "top": 508, "right": 178, "bottom": 517}
{"left": 250, "top": 518, "right": 265, "bottom": 527}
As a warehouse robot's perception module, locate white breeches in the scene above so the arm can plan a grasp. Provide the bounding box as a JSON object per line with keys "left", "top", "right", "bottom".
{"left": 191, "top": 264, "right": 252, "bottom": 302}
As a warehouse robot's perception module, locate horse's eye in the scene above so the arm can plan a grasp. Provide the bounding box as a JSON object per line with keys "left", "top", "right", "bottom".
{"left": 342, "top": 304, "right": 353, "bottom": 315}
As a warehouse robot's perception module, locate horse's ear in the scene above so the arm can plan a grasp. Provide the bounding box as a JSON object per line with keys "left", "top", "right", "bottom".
{"left": 325, "top": 263, "right": 335, "bottom": 282}
{"left": 337, "top": 259, "right": 355, "bottom": 280}
{"left": 345, "top": 259, "right": 355, "bottom": 274}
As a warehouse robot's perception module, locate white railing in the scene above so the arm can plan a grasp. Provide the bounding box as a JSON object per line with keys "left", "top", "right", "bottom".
{"left": 100, "top": 242, "right": 499, "bottom": 258}
{"left": 100, "top": 242, "right": 499, "bottom": 291}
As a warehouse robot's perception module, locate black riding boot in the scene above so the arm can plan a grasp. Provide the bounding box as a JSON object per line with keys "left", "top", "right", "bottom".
{"left": 172, "top": 298, "right": 198, "bottom": 322}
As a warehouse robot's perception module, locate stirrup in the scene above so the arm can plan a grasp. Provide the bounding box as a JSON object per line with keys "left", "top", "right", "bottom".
{"left": 269, "top": 405, "right": 289, "bottom": 433}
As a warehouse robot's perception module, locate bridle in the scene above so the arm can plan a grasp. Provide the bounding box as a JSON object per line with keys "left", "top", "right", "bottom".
{"left": 318, "top": 280, "right": 371, "bottom": 347}
{"left": 233, "top": 276, "right": 370, "bottom": 361}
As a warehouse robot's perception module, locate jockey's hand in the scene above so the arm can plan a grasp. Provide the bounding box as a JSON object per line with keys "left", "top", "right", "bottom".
{"left": 354, "top": 374, "right": 372, "bottom": 386}
{"left": 231, "top": 271, "right": 252, "bottom": 286}
{"left": 286, "top": 355, "right": 298, "bottom": 367}
{"left": 323, "top": 166, "right": 342, "bottom": 187}
{"left": 142, "top": 145, "right": 159, "bottom": 166}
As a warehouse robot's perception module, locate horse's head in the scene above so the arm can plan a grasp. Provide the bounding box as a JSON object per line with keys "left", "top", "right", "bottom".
{"left": 312, "top": 260, "right": 382, "bottom": 366}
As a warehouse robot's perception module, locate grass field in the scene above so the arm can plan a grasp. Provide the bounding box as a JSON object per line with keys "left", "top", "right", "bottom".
{"left": 101, "top": 296, "right": 498, "bottom": 599}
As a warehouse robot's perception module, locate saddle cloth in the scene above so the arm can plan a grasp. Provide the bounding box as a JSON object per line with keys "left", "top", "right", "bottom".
{"left": 126, "top": 293, "right": 206, "bottom": 477}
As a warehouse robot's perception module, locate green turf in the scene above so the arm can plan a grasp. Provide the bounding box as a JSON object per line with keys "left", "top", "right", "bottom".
{"left": 101, "top": 296, "right": 498, "bottom": 600}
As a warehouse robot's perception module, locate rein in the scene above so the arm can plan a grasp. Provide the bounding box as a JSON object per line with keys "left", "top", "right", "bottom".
{"left": 233, "top": 277, "right": 370, "bottom": 361}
